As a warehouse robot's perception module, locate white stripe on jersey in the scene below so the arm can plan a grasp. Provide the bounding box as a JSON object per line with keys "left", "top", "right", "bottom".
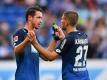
{"left": 60, "top": 39, "right": 67, "bottom": 49}
{"left": 31, "top": 45, "right": 38, "bottom": 53}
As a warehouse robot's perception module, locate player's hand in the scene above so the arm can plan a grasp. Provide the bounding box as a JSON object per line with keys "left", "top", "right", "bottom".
{"left": 56, "top": 27, "right": 65, "bottom": 40}
{"left": 27, "top": 30, "right": 39, "bottom": 45}
{"left": 27, "top": 31, "right": 36, "bottom": 42}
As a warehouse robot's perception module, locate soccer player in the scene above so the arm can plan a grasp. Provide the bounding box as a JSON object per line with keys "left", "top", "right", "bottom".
{"left": 30, "top": 11, "right": 90, "bottom": 80}
{"left": 13, "top": 6, "right": 46, "bottom": 80}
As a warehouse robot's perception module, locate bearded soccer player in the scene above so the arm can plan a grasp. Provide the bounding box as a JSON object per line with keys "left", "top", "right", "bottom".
{"left": 13, "top": 6, "right": 46, "bottom": 80}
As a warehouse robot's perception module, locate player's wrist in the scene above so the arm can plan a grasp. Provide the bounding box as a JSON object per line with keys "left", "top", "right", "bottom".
{"left": 32, "top": 39, "right": 38, "bottom": 45}
{"left": 25, "top": 37, "right": 30, "bottom": 43}
{"left": 52, "top": 33, "right": 60, "bottom": 41}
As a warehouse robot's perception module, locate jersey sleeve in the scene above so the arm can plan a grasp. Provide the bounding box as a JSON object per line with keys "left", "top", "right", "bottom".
{"left": 13, "top": 29, "right": 25, "bottom": 47}
{"left": 55, "top": 38, "right": 70, "bottom": 55}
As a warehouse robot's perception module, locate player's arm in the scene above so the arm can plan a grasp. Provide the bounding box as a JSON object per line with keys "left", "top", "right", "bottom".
{"left": 28, "top": 31, "right": 59, "bottom": 61}
{"left": 34, "top": 27, "right": 65, "bottom": 61}
{"left": 14, "top": 37, "right": 30, "bottom": 55}
{"left": 47, "top": 39, "right": 57, "bottom": 52}
{"left": 33, "top": 40, "right": 59, "bottom": 61}
{"left": 13, "top": 29, "right": 31, "bottom": 55}
{"left": 38, "top": 39, "right": 57, "bottom": 61}
{"left": 33, "top": 38, "right": 68, "bottom": 61}
{"left": 33, "top": 37, "right": 65, "bottom": 61}
{"left": 30, "top": 27, "right": 65, "bottom": 61}
{"left": 39, "top": 54, "right": 48, "bottom": 61}
{"left": 26, "top": 31, "right": 56, "bottom": 61}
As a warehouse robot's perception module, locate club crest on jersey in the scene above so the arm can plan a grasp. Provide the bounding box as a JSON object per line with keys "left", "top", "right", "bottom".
{"left": 13, "top": 36, "right": 18, "bottom": 42}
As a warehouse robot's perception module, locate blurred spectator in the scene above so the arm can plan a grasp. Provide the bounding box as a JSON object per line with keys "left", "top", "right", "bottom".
{"left": 83, "top": 17, "right": 94, "bottom": 38}
{"left": 61, "top": 0, "right": 76, "bottom": 11}
{"left": 87, "top": 17, "right": 107, "bottom": 58}
{"left": 37, "top": 27, "right": 50, "bottom": 47}
{"left": 0, "top": 21, "right": 13, "bottom": 59}
{"left": 0, "top": 40, "right": 13, "bottom": 59}
{"left": 86, "top": 0, "right": 98, "bottom": 10}
{"left": 73, "top": 0, "right": 87, "bottom": 9}
{"left": 4, "top": 0, "right": 14, "bottom": 5}
{"left": 16, "top": 18, "right": 25, "bottom": 29}
{"left": 87, "top": 33, "right": 101, "bottom": 58}
{"left": 25, "top": 0, "right": 37, "bottom": 6}
{"left": 94, "top": 17, "right": 107, "bottom": 39}
{"left": 97, "top": 36, "right": 107, "bottom": 58}
{"left": 48, "top": 0, "right": 64, "bottom": 17}
{"left": 39, "top": 0, "right": 48, "bottom": 11}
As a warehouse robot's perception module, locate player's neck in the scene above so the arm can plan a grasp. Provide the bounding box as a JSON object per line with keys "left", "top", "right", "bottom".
{"left": 66, "top": 25, "right": 77, "bottom": 34}
{"left": 25, "top": 22, "right": 35, "bottom": 31}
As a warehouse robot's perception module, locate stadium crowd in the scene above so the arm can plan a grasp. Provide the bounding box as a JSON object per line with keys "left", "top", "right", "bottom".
{"left": 0, "top": 0, "right": 107, "bottom": 59}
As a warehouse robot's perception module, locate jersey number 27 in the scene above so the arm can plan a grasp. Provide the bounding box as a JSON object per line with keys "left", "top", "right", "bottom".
{"left": 74, "top": 45, "right": 88, "bottom": 67}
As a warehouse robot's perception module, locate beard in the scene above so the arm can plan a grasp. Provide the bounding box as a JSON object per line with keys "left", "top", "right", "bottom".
{"left": 32, "top": 23, "right": 38, "bottom": 29}
{"left": 62, "top": 26, "right": 66, "bottom": 31}
{"left": 34, "top": 26, "right": 39, "bottom": 29}
{"left": 61, "top": 23, "right": 66, "bottom": 31}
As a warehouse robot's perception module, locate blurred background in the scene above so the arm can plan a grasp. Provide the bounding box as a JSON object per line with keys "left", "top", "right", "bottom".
{"left": 0, "top": 0, "right": 107, "bottom": 80}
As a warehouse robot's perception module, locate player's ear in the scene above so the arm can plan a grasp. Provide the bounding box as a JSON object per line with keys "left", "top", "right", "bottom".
{"left": 66, "top": 20, "right": 69, "bottom": 26}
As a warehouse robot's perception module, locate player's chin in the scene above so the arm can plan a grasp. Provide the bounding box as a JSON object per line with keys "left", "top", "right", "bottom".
{"left": 35, "top": 25, "right": 40, "bottom": 29}
{"left": 62, "top": 26, "right": 66, "bottom": 30}
{"left": 62, "top": 28, "right": 66, "bottom": 31}
{"left": 35, "top": 26, "right": 39, "bottom": 29}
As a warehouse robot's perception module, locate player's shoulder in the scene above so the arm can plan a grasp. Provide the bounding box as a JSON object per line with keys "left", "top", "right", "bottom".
{"left": 74, "top": 30, "right": 88, "bottom": 38}
{"left": 67, "top": 31, "right": 88, "bottom": 39}
{"left": 13, "top": 28, "right": 27, "bottom": 36}
{"left": 78, "top": 30, "right": 87, "bottom": 35}
{"left": 78, "top": 31, "right": 88, "bottom": 38}
{"left": 15, "top": 28, "right": 27, "bottom": 34}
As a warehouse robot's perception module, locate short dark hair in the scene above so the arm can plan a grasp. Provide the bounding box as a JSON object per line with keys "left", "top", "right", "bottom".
{"left": 63, "top": 11, "right": 78, "bottom": 26}
{"left": 25, "top": 5, "right": 43, "bottom": 21}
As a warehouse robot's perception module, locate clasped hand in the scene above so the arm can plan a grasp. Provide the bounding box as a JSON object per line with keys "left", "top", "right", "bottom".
{"left": 27, "top": 31, "right": 37, "bottom": 44}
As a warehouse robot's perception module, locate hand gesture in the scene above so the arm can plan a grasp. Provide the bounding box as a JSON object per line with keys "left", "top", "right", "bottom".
{"left": 54, "top": 27, "right": 65, "bottom": 40}
{"left": 27, "top": 30, "right": 36, "bottom": 43}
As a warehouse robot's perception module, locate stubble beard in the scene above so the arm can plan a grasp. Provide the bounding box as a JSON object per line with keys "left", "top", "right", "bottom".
{"left": 62, "top": 26, "right": 66, "bottom": 31}
{"left": 32, "top": 23, "right": 38, "bottom": 30}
